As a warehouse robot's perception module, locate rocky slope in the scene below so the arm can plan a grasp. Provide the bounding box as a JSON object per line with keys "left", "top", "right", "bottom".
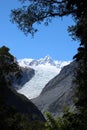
{"left": 32, "top": 61, "right": 78, "bottom": 118}
{"left": 13, "top": 66, "right": 35, "bottom": 89}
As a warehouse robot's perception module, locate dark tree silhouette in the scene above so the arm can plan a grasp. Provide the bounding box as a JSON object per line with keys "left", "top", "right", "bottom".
{"left": 0, "top": 46, "right": 21, "bottom": 85}
{"left": 11, "top": 0, "right": 87, "bottom": 35}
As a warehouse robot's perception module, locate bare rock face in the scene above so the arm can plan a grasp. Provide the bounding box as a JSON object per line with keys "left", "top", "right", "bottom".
{"left": 32, "top": 61, "right": 78, "bottom": 118}
{"left": 12, "top": 67, "right": 35, "bottom": 90}
{"left": 15, "top": 67, "right": 35, "bottom": 87}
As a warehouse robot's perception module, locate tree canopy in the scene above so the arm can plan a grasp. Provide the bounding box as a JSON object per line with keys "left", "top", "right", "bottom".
{"left": 11, "top": 0, "right": 87, "bottom": 35}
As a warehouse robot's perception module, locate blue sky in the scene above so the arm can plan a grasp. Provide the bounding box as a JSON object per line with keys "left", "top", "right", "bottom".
{"left": 0, "top": 0, "right": 79, "bottom": 61}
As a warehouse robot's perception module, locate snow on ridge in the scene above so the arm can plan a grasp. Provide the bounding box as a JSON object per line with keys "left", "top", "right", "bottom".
{"left": 18, "top": 56, "right": 71, "bottom": 68}
{"left": 18, "top": 58, "right": 33, "bottom": 67}
{"left": 17, "top": 56, "right": 71, "bottom": 99}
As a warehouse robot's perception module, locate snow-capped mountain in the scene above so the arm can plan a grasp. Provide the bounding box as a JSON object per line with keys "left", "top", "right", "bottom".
{"left": 18, "top": 56, "right": 70, "bottom": 99}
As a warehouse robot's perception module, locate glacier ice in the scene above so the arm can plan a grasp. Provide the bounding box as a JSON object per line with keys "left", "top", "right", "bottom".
{"left": 17, "top": 56, "right": 70, "bottom": 99}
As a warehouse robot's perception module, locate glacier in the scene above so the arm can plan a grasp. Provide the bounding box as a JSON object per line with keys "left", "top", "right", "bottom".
{"left": 17, "top": 56, "right": 70, "bottom": 99}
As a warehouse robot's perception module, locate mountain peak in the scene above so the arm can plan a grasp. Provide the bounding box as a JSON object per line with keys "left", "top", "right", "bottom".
{"left": 44, "top": 55, "right": 52, "bottom": 60}
{"left": 38, "top": 55, "right": 53, "bottom": 65}
{"left": 18, "top": 56, "right": 71, "bottom": 68}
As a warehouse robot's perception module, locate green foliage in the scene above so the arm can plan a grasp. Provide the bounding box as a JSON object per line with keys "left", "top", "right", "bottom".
{"left": 0, "top": 45, "right": 10, "bottom": 54}
{"left": 45, "top": 111, "right": 87, "bottom": 130}
{"left": 45, "top": 112, "right": 61, "bottom": 130}
{"left": 0, "top": 46, "right": 15, "bottom": 66}
{"left": 45, "top": 111, "right": 69, "bottom": 130}
{"left": 0, "top": 46, "right": 21, "bottom": 85}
